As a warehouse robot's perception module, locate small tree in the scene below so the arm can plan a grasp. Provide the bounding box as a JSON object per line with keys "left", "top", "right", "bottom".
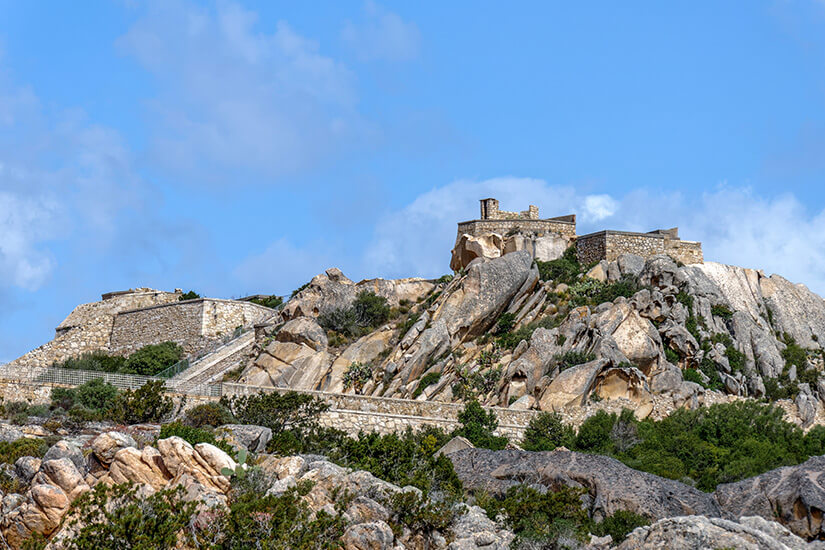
{"left": 452, "top": 399, "right": 508, "bottom": 450}
{"left": 123, "top": 342, "right": 184, "bottom": 376}
{"left": 179, "top": 290, "right": 200, "bottom": 301}
{"left": 522, "top": 412, "right": 576, "bottom": 451}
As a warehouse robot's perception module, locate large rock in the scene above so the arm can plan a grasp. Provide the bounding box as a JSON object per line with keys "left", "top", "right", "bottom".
{"left": 216, "top": 424, "right": 272, "bottom": 453}
{"left": 451, "top": 233, "right": 503, "bottom": 271}
{"left": 714, "top": 455, "right": 825, "bottom": 540}
{"left": 449, "top": 448, "right": 720, "bottom": 521}
{"left": 538, "top": 358, "right": 608, "bottom": 411}
{"left": 618, "top": 515, "right": 823, "bottom": 550}
{"left": 90, "top": 431, "right": 137, "bottom": 465}
{"left": 341, "top": 521, "right": 395, "bottom": 550}
{"left": 275, "top": 317, "right": 328, "bottom": 350}
{"left": 241, "top": 340, "right": 332, "bottom": 390}
{"left": 106, "top": 446, "right": 170, "bottom": 490}
{"left": 593, "top": 300, "right": 662, "bottom": 374}
{"left": 448, "top": 505, "right": 515, "bottom": 549}
{"left": 326, "top": 330, "right": 394, "bottom": 393}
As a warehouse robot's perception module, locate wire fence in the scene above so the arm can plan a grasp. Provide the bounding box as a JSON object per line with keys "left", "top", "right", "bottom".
{"left": 0, "top": 364, "right": 222, "bottom": 397}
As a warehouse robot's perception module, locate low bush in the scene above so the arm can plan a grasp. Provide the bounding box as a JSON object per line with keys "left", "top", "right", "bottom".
{"left": 0, "top": 438, "right": 49, "bottom": 465}
{"left": 179, "top": 290, "right": 200, "bottom": 301}
{"left": 249, "top": 295, "right": 284, "bottom": 309}
{"left": 570, "top": 275, "right": 645, "bottom": 307}
{"left": 54, "top": 351, "right": 126, "bottom": 373}
{"left": 51, "top": 378, "right": 120, "bottom": 418}
{"left": 413, "top": 372, "right": 442, "bottom": 398}
{"left": 342, "top": 362, "right": 373, "bottom": 392}
{"left": 711, "top": 304, "right": 734, "bottom": 320}
{"left": 555, "top": 351, "right": 596, "bottom": 371}
{"left": 536, "top": 246, "right": 582, "bottom": 284}
{"left": 592, "top": 510, "right": 649, "bottom": 543}
{"left": 122, "top": 342, "right": 183, "bottom": 376}
{"left": 184, "top": 402, "right": 236, "bottom": 428}
{"left": 522, "top": 411, "right": 576, "bottom": 451}
{"left": 108, "top": 380, "right": 174, "bottom": 424}
{"left": 451, "top": 399, "right": 508, "bottom": 450}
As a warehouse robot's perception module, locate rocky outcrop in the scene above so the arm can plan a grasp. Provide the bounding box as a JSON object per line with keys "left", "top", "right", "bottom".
{"left": 283, "top": 267, "right": 434, "bottom": 320}
{"left": 449, "top": 448, "right": 720, "bottom": 522}
{"left": 715, "top": 455, "right": 825, "bottom": 540}
{"left": 450, "top": 234, "right": 503, "bottom": 271}
{"left": 618, "top": 515, "right": 825, "bottom": 550}
{"left": 450, "top": 231, "right": 569, "bottom": 271}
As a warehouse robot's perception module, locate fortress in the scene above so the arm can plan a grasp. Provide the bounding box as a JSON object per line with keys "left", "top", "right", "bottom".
{"left": 453, "top": 198, "right": 703, "bottom": 268}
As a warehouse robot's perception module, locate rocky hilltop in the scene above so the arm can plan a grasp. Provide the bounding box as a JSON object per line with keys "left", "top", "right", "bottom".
{"left": 243, "top": 249, "right": 825, "bottom": 429}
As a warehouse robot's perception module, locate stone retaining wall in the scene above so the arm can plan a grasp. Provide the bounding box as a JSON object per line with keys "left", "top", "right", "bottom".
{"left": 577, "top": 230, "right": 704, "bottom": 265}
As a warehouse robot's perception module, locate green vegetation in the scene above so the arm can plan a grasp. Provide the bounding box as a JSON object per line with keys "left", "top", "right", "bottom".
{"left": 764, "top": 334, "right": 818, "bottom": 400}
{"left": 49, "top": 379, "right": 173, "bottom": 425}
{"left": 53, "top": 341, "right": 183, "bottom": 376}
{"left": 318, "top": 291, "right": 392, "bottom": 341}
{"left": 711, "top": 304, "right": 734, "bottom": 320}
{"left": 496, "top": 314, "right": 564, "bottom": 350}
{"left": 0, "top": 438, "right": 48, "bottom": 465}
{"left": 665, "top": 347, "right": 680, "bottom": 365}
{"left": 179, "top": 290, "right": 201, "bottom": 301}
{"left": 413, "top": 372, "right": 442, "bottom": 398}
{"left": 249, "top": 295, "right": 284, "bottom": 309}
{"left": 555, "top": 351, "right": 596, "bottom": 371}
{"left": 564, "top": 401, "right": 825, "bottom": 491}
{"left": 183, "top": 402, "right": 236, "bottom": 428}
{"left": 451, "top": 364, "right": 502, "bottom": 401}
{"left": 522, "top": 411, "right": 576, "bottom": 451}
{"left": 569, "top": 275, "right": 645, "bottom": 307}
{"left": 592, "top": 509, "right": 650, "bottom": 543}
{"left": 536, "top": 246, "right": 582, "bottom": 284}
{"left": 291, "top": 282, "right": 310, "bottom": 297}
{"left": 451, "top": 399, "right": 508, "bottom": 450}
{"left": 342, "top": 362, "right": 374, "bottom": 391}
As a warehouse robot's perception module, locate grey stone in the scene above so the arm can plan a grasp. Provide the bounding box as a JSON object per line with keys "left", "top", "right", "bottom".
{"left": 617, "top": 254, "right": 646, "bottom": 278}
{"left": 276, "top": 317, "right": 328, "bottom": 351}
{"left": 216, "top": 424, "right": 272, "bottom": 453}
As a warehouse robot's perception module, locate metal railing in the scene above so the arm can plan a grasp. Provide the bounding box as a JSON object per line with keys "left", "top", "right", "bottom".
{"left": 155, "top": 326, "right": 247, "bottom": 379}
{"left": 0, "top": 364, "right": 221, "bottom": 397}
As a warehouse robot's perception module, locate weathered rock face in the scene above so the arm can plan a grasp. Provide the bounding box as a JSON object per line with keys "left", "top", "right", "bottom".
{"left": 326, "top": 330, "right": 394, "bottom": 393}
{"left": 216, "top": 424, "right": 272, "bottom": 453}
{"left": 240, "top": 340, "right": 332, "bottom": 390}
{"left": 451, "top": 231, "right": 570, "bottom": 271}
{"left": 283, "top": 267, "right": 434, "bottom": 320}
{"left": 618, "top": 515, "right": 823, "bottom": 550}
{"left": 449, "top": 448, "right": 720, "bottom": 522}
{"left": 714, "top": 455, "right": 825, "bottom": 540}
{"left": 450, "top": 233, "right": 503, "bottom": 271}
{"left": 276, "top": 317, "right": 328, "bottom": 351}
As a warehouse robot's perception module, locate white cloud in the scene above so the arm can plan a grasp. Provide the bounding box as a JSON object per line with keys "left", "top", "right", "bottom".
{"left": 342, "top": 1, "right": 421, "bottom": 62}
{"left": 118, "top": 0, "right": 376, "bottom": 183}
{"left": 0, "top": 191, "right": 59, "bottom": 289}
{"left": 581, "top": 194, "right": 618, "bottom": 222}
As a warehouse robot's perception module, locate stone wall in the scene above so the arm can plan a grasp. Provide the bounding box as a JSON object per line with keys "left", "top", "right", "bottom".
{"left": 110, "top": 299, "right": 273, "bottom": 357}
{"left": 457, "top": 219, "right": 577, "bottom": 241}
{"left": 7, "top": 289, "right": 182, "bottom": 369}
{"left": 577, "top": 230, "right": 704, "bottom": 265}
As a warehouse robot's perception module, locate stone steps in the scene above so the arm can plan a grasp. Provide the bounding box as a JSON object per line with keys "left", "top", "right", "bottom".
{"left": 170, "top": 331, "right": 256, "bottom": 391}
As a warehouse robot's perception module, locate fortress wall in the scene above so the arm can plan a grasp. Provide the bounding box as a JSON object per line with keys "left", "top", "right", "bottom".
{"left": 576, "top": 232, "right": 608, "bottom": 266}
{"left": 200, "top": 300, "right": 274, "bottom": 339}
{"left": 457, "top": 219, "right": 577, "bottom": 240}
{"left": 6, "top": 290, "right": 182, "bottom": 369}
{"left": 110, "top": 301, "right": 206, "bottom": 356}
{"left": 604, "top": 232, "right": 666, "bottom": 261}
{"left": 665, "top": 240, "right": 704, "bottom": 265}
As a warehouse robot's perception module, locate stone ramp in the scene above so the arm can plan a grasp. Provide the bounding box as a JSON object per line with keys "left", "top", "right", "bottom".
{"left": 170, "top": 331, "right": 256, "bottom": 392}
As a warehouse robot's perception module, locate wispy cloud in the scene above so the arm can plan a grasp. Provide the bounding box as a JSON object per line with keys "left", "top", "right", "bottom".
{"left": 342, "top": 1, "right": 421, "bottom": 62}
{"left": 118, "top": 0, "right": 378, "bottom": 184}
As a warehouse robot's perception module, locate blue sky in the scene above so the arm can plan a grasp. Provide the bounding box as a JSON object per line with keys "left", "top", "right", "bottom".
{"left": 2, "top": 1, "right": 825, "bottom": 361}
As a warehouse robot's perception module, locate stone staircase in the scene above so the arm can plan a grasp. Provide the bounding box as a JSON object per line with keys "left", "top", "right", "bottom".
{"left": 170, "top": 330, "right": 257, "bottom": 392}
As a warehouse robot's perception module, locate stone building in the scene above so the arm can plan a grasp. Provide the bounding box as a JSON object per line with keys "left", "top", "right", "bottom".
{"left": 7, "top": 288, "right": 276, "bottom": 369}
{"left": 452, "top": 198, "right": 703, "bottom": 269}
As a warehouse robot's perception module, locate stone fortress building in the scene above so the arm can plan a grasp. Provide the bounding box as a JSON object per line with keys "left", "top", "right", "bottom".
{"left": 451, "top": 198, "right": 703, "bottom": 270}
{"left": 6, "top": 288, "right": 275, "bottom": 369}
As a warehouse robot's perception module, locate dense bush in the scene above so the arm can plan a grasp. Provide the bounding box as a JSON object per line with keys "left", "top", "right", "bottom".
{"left": 249, "top": 294, "right": 284, "bottom": 309}
{"left": 54, "top": 351, "right": 126, "bottom": 373}
{"left": 220, "top": 391, "right": 330, "bottom": 455}
{"left": 51, "top": 378, "right": 120, "bottom": 417}
{"left": 592, "top": 509, "right": 650, "bottom": 543}
{"left": 179, "top": 290, "right": 200, "bottom": 301}
{"left": 352, "top": 291, "right": 391, "bottom": 327}
{"left": 183, "top": 402, "right": 236, "bottom": 428}
{"left": 0, "top": 438, "right": 48, "bottom": 465}
{"left": 413, "top": 372, "right": 442, "bottom": 398}
{"left": 569, "top": 275, "right": 645, "bottom": 307}
{"left": 496, "top": 314, "right": 564, "bottom": 350}
{"left": 555, "top": 351, "right": 596, "bottom": 371}
{"left": 108, "top": 380, "right": 174, "bottom": 424}
{"left": 536, "top": 246, "right": 582, "bottom": 284}
{"left": 62, "top": 484, "right": 197, "bottom": 550}
{"left": 342, "top": 362, "right": 373, "bottom": 392}
{"left": 122, "top": 342, "right": 183, "bottom": 376}
{"left": 522, "top": 411, "right": 576, "bottom": 452}
{"left": 451, "top": 399, "right": 508, "bottom": 450}
{"left": 570, "top": 401, "right": 824, "bottom": 491}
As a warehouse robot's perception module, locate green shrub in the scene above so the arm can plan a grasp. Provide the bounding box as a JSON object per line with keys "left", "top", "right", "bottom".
{"left": 495, "top": 312, "right": 516, "bottom": 334}
{"left": 179, "top": 290, "right": 200, "bottom": 301}
{"left": 665, "top": 347, "right": 680, "bottom": 365}
{"left": 711, "top": 304, "right": 734, "bottom": 320}
{"left": 451, "top": 399, "right": 508, "bottom": 450}
{"left": 342, "top": 362, "right": 373, "bottom": 392}
{"left": 318, "top": 307, "right": 359, "bottom": 337}
{"left": 122, "top": 342, "right": 184, "bottom": 376}
{"left": 54, "top": 351, "right": 126, "bottom": 373}
{"left": 388, "top": 490, "right": 455, "bottom": 542}
{"left": 682, "top": 368, "right": 704, "bottom": 385}
{"left": 51, "top": 378, "right": 120, "bottom": 418}
{"left": 0, "top": 438, "right": 48, "bottom": 465}
{"left": 675, "top": 291, "right": 694, "bottom": 311}
{"left": 398, "top": 312, "right": 421, "bottom": 337}
{"left": 569, "top": 275, "right": 645, "bottom": 307}
{"left": 593, "top": 510, "right": 649, "bottom": 543}
{"left": 725, "top": 346, "right": 745, "bottom": 373}
{"left": 413, "top": 372, "right": 442, "bottom": 398}
{"left": 249, "top": 295, "right": 284, "bottom": 309}
{"left": 575, "top": 410, "right": 616, "bottom": 453}
{"left": 158, "top": 421, "right": 235, "bottom": 457}
{"left": 184, "top": 402, "right": 236, "bottom": 428}
{"left": 556, "top": 351, "right": 595, "bottom": 371}
{"left": 536, "top": 246, "right": 581, "bottom": 284}
{"left": 522, "top": 412, "right": 576, "bottom": 451}
{"left": 481, "top": 484, "right": 590, "bottom": 546}
{"left": 353, "top": 291, "right": 391, "bottom": 328}
{"left": 109, "top": 380, "right": 174, "bottom": 424}
{"left": 63, "top": 484, "right": 197, "bottom": 550}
